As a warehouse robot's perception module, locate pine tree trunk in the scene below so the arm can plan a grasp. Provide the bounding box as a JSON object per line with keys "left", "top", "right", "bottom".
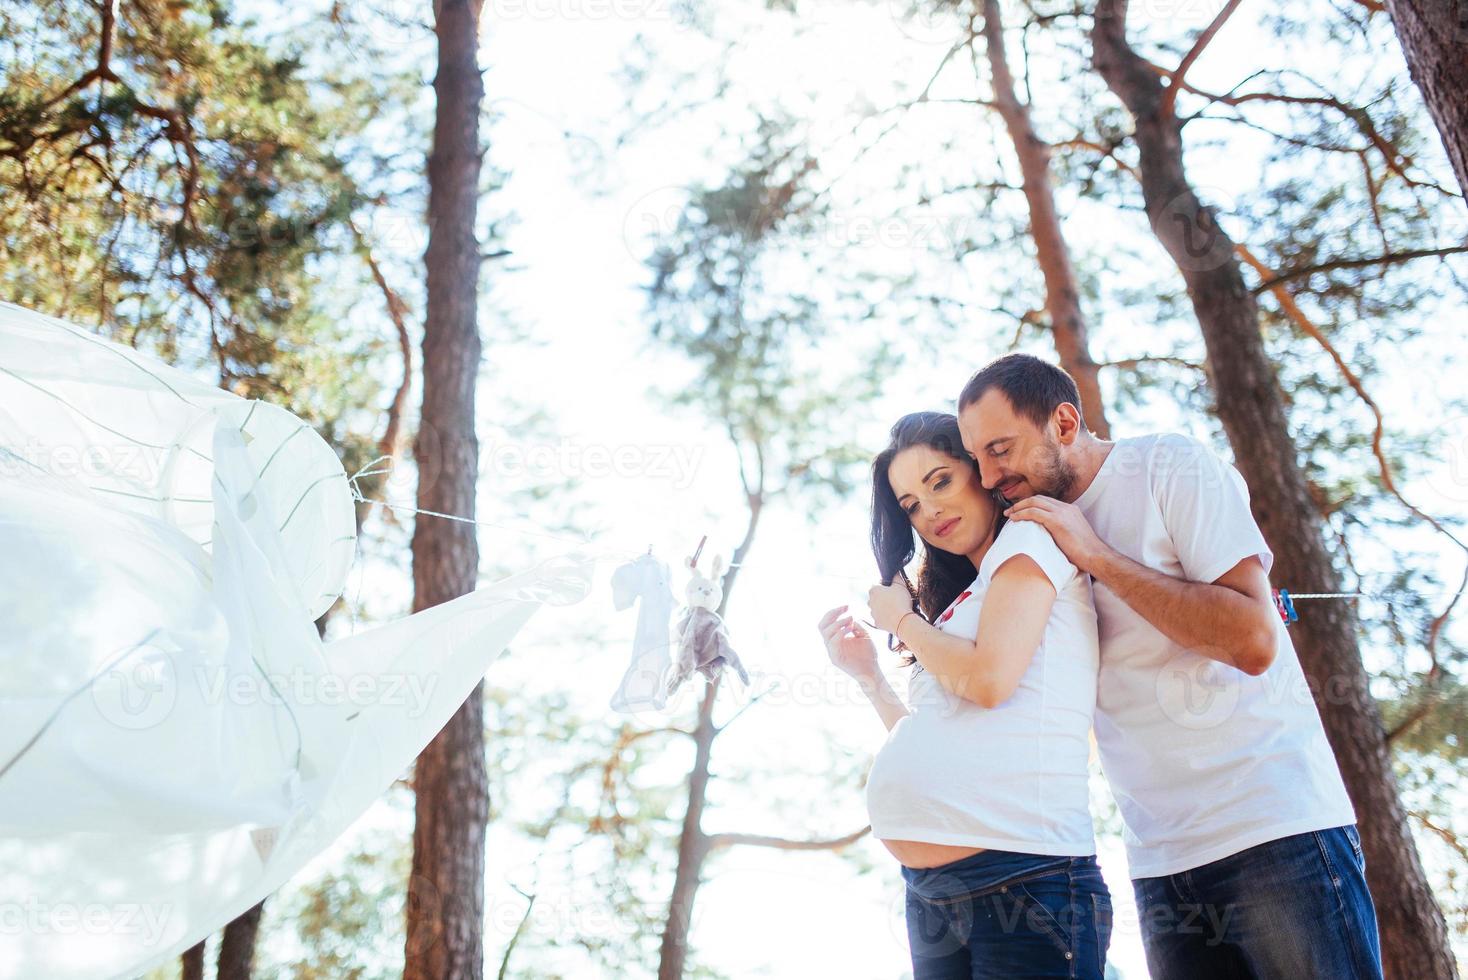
{"left": 657, "top": 502, "right": 761, "bottom": 979}
{"left": 216, "top": 900, "right": 264, "bottom": 980}
{"left": 1091, "top": 3, "right": 1456, "bottom": 977}
{"left": 656, "top": 676, "right": 718, "bottom": 980}
{"left": 404, "top": 0, "right": 488, "bottom": 978}
{"left": 978, "top": 0, "right": 1110, "bottom": 437}
{"left": 180, "top": 941, "right": 205, "bottom": 980}
{"left": 1383, "top": 0, "right": 1468, "bottom": 198}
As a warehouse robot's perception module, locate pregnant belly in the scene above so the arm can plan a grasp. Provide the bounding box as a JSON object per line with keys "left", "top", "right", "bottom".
{"left": 880, "top": 838, "right": 986, "bottom": 869}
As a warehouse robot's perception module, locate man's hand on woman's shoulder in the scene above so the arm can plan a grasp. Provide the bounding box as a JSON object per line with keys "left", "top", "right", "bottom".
{"left": 1003, "top": 496, "right": 1110, "bottom": 574}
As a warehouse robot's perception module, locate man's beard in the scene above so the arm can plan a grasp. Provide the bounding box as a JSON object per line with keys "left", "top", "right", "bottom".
{"left": 1032, "top": 440, "right": 1077, "bottom": 501}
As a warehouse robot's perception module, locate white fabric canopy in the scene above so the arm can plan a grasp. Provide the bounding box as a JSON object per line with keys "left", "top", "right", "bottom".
{"left": 0, "top": 302, "right": 591, "bottom": 979}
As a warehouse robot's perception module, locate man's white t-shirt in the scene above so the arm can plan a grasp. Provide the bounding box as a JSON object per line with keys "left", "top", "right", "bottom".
{"left": 1074, "top": 432, "right": 1356, "bottom": 879}
{"left": 865, "top": 520, "right": 1101, "bottom": 856}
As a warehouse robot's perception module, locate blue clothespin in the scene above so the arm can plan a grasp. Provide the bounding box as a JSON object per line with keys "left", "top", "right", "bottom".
{"left": 1272, "top": 588, "right": 1298, "bottom": 625}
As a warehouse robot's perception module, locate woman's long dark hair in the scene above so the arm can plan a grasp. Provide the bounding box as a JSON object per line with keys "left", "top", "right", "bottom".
{"left": 871, "top": 411, "right": 1005, "bottom": 666}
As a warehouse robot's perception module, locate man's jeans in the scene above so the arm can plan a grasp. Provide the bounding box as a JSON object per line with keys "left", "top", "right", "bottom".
{"left": 903, "top": 850, "right": 1112, "bottom": 979}
{"left": 1133, "top": 825, "right": 1383, "bottom": 979}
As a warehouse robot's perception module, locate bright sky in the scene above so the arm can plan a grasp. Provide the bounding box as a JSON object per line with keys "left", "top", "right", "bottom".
{"left": 233, "top": 1, "right": 1468, "bottom": 977}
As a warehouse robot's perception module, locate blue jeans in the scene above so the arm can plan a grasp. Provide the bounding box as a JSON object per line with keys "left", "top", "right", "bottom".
{"left": 1133, "top": 824, "right": 1383, "bottom": 979}
{"left": 902, "top": 850, "right": 1112, "bottom": 979}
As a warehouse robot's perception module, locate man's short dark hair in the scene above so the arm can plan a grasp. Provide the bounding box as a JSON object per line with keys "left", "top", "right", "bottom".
{"left": 957, "top": 353, "right": 1086, "bottom": 431}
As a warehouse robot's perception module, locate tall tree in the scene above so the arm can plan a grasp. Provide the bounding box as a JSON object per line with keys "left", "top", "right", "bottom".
{"left": 404, "top": 0, "right": 489, "bottom": 977}
{"left": 180, "top": 943, "right": 205, "bottom": 980}
{"left": 1091, "top": 2, "right": 1457, "bottom": 977}
{"left": 644, "top": 129, "right": 880, "bottom": 980}
{"left": 215, "top": 901, "right": 266, "bottom": 980}
{"left": 1381, "top": 0, "right": 1468, "bottom": 198}
{"left": 974, "top": 0, "right": 1110, "bottom": 436}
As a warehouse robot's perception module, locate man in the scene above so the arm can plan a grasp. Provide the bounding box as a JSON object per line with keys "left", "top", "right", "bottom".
{"left": 955, "top": 353, "right": 1381, "bottom": 979}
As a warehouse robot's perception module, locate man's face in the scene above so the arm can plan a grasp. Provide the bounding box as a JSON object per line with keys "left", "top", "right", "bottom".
{"left": 958, "top": 389, "right": 1076, "bottom": 503}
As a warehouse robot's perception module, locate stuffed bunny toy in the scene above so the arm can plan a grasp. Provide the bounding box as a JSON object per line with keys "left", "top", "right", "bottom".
{"left": 665, "top": 554, "right": 750, "bottom": 696}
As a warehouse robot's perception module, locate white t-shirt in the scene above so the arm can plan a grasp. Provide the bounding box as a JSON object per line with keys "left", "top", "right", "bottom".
{"left": 865, "top": 520, "right": 1101, "bottom": 856}
{"left": 1075, "top": 432, "right": 1357, "bottom": 879}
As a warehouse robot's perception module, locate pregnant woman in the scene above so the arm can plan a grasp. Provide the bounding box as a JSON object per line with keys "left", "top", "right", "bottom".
{"left": 817, "top": 411, "right": 1111, "bottom": 979}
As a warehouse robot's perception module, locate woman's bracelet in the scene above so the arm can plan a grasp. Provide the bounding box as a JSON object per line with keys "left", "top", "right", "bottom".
{"left": 895, "top": 610, "right": 919, "bottom": 644}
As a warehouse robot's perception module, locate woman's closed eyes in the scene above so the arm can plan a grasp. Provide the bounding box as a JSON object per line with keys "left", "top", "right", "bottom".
{"left": 905, "top": 476, "right": 951, "bottom": 516}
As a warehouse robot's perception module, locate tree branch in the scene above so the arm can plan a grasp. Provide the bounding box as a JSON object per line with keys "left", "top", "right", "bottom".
{"left": 809, "top": 29, "right": 988, "bottom": 207}
{"left": 1051, "top": 136, "right": 1140, "bottom": 180}
{"left": 590, "top": 725, "right": 694, "bottom": 839}
{"left": 713, "top": 679, "right": 780, "bottom": 735}
{"left": 1236, "top": 242, "right": 1467, "bottom": 734}
{"left": 1099, "top": 355, "right": 1205, "bottom": 373}
{"left": 1409, "top": 809, "right": 1468, "bottom": 863}
{"left": 495, "top": 887, "right": 536, "bottom": 980}
{"left": 705, "top": 826, "right": 871, "bottom": 853}
{"left": 1161, "top": 0, "right": 1245, "bottom": 119}
{"left": 37, "top": 0, "right": 119, "bottom": 113}
{"left": 1150, "top": 67, "right": 1456, "bottom": 196}
{"left": 352, "top": 220, "right": 415, "bottom": 463}
{"left": 1249, "top": 244, "right": 1468, "bottom": 291}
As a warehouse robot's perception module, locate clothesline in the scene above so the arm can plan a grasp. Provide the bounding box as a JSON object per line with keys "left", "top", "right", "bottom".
{"left": 6, "top": 361, "right": 1454, "bottom": 604}
{"left": 11, "top": 359, "right": 1448, "bottom": 607}
{"left": 1289, "top": 592, "right": 1411, "bottom": 600}
{"left": 344, "top": 462, "right": 1461, "bottom": 615}
{"left": 347, "top": 457, "right": 747, "bottom": 571}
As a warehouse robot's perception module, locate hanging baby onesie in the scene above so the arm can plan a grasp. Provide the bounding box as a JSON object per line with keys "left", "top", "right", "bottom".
{"left": 0, "top": 301, "right": 592, "bottom": 980}
{"left": 609, "top": 553, "right": 676, "bottom": 712}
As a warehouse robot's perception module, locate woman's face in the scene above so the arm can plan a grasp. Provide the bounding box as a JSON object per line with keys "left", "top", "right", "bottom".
{"left": 887, "top": 444, "right": 995, "bottom": 556}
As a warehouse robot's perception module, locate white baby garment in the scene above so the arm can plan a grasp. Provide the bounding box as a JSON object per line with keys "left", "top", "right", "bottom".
{"left": 610, "top": 554, "right": 676, "bottom": 712}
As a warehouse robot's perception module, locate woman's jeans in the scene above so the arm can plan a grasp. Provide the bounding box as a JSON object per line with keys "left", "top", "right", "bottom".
{"left": 902, "top": 850, "right": 1112, "bottom": 979}
{"left": 1132, "top": 824, "right": 1383, "bottom": 979}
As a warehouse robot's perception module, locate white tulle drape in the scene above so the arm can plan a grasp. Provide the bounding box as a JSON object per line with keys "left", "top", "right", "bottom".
{"left": 0, "top": 302, "right": 592, "bottom": 980}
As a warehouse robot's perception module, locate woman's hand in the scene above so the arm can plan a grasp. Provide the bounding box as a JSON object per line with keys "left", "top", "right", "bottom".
{"left": 867, "top": 581, "right": 913, "bottom": 635}
{"left": 818, "top": 605, "right": 879, "bottom": 678}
